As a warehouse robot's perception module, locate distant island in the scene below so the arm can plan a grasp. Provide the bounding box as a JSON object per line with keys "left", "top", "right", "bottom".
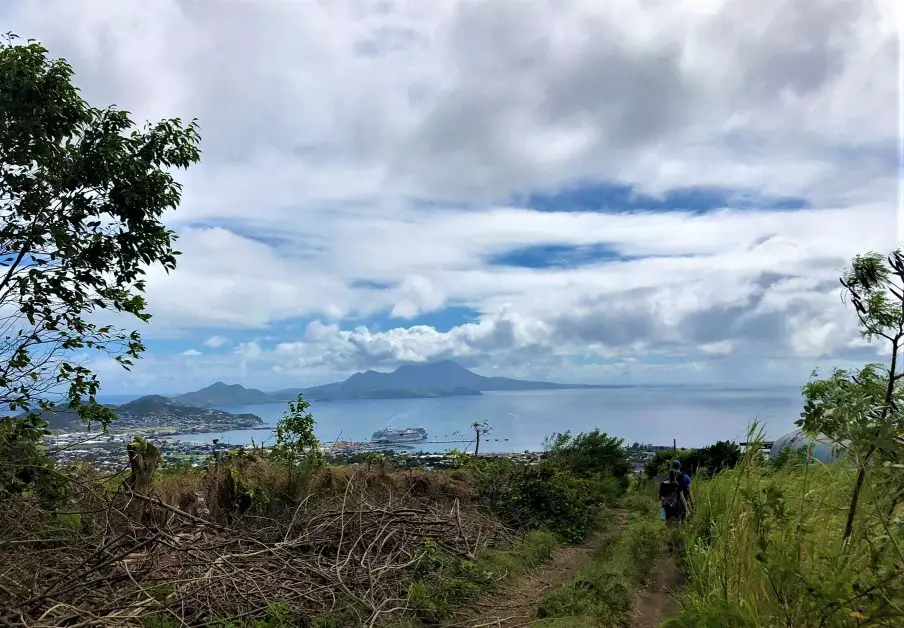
{"left": 175, "top": 382, "right": 272, "bottom": 407}
{"left": 32, "top": 395, "right": 264, "bottom": 434}
{"left": 171, "top": 360, "right": 605, "bottom": 406}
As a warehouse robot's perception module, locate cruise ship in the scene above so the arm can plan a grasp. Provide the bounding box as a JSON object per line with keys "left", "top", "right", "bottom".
{"left": 371, "top": 426, "right": 428, "bottom": 444}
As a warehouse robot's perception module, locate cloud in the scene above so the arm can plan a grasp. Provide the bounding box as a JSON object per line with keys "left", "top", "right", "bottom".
{"left": 0, "top": 0, "right": 897, "bottom": 391}
{"left": 180, "top": 349, "right": 201, "bottom": 357}
{"left": 202, "top": 335, "right": 229, "bottom": 349}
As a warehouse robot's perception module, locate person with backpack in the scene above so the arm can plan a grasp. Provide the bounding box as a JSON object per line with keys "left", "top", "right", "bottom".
{"left": 659, "top": 461, "right": 691, "bottom": 523}
{"left": 671, "top": 459, "right": 692, "bottom": 509}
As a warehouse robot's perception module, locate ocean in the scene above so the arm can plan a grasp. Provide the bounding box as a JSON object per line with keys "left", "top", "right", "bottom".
{"left": 153, "top": 386, "right": 804, "bottom": 453}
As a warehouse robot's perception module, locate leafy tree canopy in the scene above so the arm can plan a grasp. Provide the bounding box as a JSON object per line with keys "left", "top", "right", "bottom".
{"left": 643, "top": 441, "right": 742, "bottom": 479}
{"left": 0, "top": 33, "right": 201, "bottom": 434}
{"left": 545, "top": 429, "right": 631, "bottom": 481}
{"left": 798, "top": 250, "right": 904, "bottom": 541}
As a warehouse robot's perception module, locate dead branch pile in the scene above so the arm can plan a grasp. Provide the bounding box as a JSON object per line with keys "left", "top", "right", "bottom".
{"left": 0, "top": 466, "right": 508, "bottom": 627}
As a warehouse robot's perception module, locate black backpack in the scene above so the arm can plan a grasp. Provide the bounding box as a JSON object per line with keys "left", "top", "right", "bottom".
{"left": 661, "top": 482, "right": 681, "bottom": 508}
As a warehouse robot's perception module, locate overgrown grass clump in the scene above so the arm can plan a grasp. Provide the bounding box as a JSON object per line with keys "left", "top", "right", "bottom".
{"left": 534, "top": 496, "right": 665, "bottom": 627}
{"left": 405, "top": 530, "right": 561, "bottom": 622}
{"left": 666, "top": 445, "right": 904, "bottom": 627}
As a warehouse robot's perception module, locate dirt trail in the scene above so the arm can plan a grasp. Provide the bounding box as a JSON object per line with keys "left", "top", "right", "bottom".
{"left": 442, "top": 511, "right": 629, "bottom": 628}
{"left": 631, "top": 554, "right": 683, "bottom": 628}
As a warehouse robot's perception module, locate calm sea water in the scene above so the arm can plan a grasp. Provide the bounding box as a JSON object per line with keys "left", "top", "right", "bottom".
{"left": 151, "top": 387, "right": 804, "bottom": 453}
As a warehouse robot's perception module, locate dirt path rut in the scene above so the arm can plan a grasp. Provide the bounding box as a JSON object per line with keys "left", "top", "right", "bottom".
{"left": 631, "top": 554, "right": 683, "bottom": 628}
{"left": 442, "top": 511, "right": 629, "bottom": 628}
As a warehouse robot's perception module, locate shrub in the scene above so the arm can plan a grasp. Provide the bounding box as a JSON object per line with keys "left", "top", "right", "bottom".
{"left": 464, "top": 456, "right": 612, "bottom": 543}
{"left": 459, "top": 429, "right": 632, "bottom": 543}
{"left": 644, "top": 441, "right": 742, "bottom": 479}
{"left": 546, "top": 429, "right": 632, "bottom": 493}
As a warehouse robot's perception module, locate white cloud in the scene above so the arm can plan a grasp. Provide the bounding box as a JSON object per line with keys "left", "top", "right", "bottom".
{"left": 235, "top": 342, "right": 263, "bottom": 360}
{"left": 0, "top": 0, "right": 897, "bottom": 390}
{"left": 180, "top": 349, "right": 201, "bottom": 357}
{"left": 202, "top": 335, "right": 229, "bottom": 349}
{"left": 700, "top": 342, "right": 734, "bottom": 357}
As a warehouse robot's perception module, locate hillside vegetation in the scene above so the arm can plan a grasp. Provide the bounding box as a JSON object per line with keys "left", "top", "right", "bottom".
{"left": 0, "top": 423, "right": 635, "bottom": 627}
{"left": 0, "top": 37, "right": 658, "bottom": 627}
{"left": 666, "top": 251, "right": 904, "bottom": 627}
{"left": 1, "top": 34, "right": 901, "bottom": 628}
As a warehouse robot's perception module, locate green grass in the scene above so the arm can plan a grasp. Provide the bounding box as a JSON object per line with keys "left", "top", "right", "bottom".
{"left": 480, "top": 529, "right": 560, "bottom": 576}
{"left": 665, "top": 448, "right": 904, "bottom": 627}
{"left": 534, "top": 497, "right": 666, "bottom": 628}
{"left": 405, "top": 530, "right": 561, "bottom": 622}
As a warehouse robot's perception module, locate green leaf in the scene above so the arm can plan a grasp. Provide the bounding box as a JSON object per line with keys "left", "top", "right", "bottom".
{"left": 0, "top": 32, "right": 200, "bottom": 491}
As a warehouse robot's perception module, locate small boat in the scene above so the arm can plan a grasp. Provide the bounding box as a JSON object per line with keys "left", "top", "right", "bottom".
{"left": 371, "top": 426, "right": 428, "bottom": 444}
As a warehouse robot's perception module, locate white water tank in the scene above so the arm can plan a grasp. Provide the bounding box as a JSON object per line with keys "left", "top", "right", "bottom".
{"left": 769, "top": 429, "right": 844, "bottom": 464}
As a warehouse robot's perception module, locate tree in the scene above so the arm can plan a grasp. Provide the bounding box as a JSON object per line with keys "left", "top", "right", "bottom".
{"left": 471, "top": 420, "right": 491, "bottom": 455}
{"left": 798, "top": 251, "right": 904, "bottom": 542}
{"left": 271, "top": 394, "right": 321, "bottom": 465}
{"left": 0, "top": 34, "right": 200, "bottom": 490}
{"left": 546, "top": 429, "right": 631, "bottom": 485}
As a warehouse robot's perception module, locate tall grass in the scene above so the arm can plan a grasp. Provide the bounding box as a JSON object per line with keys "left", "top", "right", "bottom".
{"left": 534, "top": 496, "right": 665, "bottom": 627}
{"left": 666, "top": 428, "right": 904, "bottom": 627}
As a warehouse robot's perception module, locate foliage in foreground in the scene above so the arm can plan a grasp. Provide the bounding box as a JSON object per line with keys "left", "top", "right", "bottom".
{"left": 0, "top": 33, "right": 201, "bottom": 497}
{"left": 460, "top": 429, "right": 631, "bottom": 543}
{"left": 406, "top": 530, "right": 559, "bottom": 622}
{"left": 668, "top": 445, "right": 903, "bottom": 627}
{"left": 668, "top": 250, "right": 904, "bottom": 628}
{"left": 643, "top": 440, "right": 742, "bottom": 480}
{"left": 535, "top": 495, "right": 665, "bottom": 628}
{"left": 0, "top": 423, "right": 637, "bottom": 626}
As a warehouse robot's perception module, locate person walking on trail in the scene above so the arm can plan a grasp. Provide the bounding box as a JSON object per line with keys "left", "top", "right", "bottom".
{"left": 659, "top": 460, "right": 691, "bottom": 524}
{"left": 672, "top": 459, "right": 692, "bottom": 509}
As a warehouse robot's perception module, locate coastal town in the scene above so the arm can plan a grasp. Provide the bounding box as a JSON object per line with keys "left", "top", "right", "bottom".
{"left": 46, "top": 424, "right": 663, "bottom": 476}
{"left": 37, "top": 387, "right": 669, "bottom": 473}
{"left": 46, "top": 428, "right": 553, "bottom": 471}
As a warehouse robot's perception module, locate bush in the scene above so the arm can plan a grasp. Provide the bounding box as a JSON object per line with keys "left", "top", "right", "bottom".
{"left": 0, "top": 418, "right": 65, "bottom": 503}
{"left": 459, "top": 429, "right": 632, "bottom": 543}
{"left": 507, "top": 462, "right": 612, "bottom": 543}
{"left": 546, "top": 429, "right": 632, "bottom": 489}
{"left": 644, "top": 441, "right": 742, "bottom": 479}
{"left": 464, "top": 455, "right": 613, "bottom": 544}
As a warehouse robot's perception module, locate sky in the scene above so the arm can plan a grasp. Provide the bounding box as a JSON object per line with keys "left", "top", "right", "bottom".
{"left": 1, "top": 0, "right": 902, "bottom": 394}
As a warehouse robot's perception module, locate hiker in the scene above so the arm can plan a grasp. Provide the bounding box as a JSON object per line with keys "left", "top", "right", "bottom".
{"left": 671, "top": 459, "right": 692, "bottom": 509}
{"left": 659, "top": 462, "right": 691, "bottom": 524}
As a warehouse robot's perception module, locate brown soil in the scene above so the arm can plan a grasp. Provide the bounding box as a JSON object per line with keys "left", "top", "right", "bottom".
{"left": 631, "top": 554, "right": 683, "bottom": 628}
{"left": 441, "top": 511, "right": 630, "bottom": 628}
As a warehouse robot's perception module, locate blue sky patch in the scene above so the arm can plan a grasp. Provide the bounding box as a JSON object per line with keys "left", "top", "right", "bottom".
{"left": 144, "top": 320, "right": 309, "bottom": 354}
{"left": 186, "top": 220, "right": 329, "bottom": 256}
{"left": 357, "top": 305, "right": 480, "bottom": 332}
{"left": 487, "top": 243, "right": 630, "bottom": 269}
{"left": 515, "top": 182, "right": 810, "bottom": 213}
{"left": 348, "top": 279, "right": 395, "bottom": 290}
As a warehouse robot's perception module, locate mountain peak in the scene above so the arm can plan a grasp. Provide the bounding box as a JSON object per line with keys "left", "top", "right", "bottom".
{"left": 394, "top": 360, "right": 469, "bottom": 373}
{"left": 207, "top": 381, "right": 241, "bottom": 390}
{"left": 138, "top": 394, "right": 174, "bottom": 403}
{"left": 175, "top": 382, "right": 270, "bottom": 408}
